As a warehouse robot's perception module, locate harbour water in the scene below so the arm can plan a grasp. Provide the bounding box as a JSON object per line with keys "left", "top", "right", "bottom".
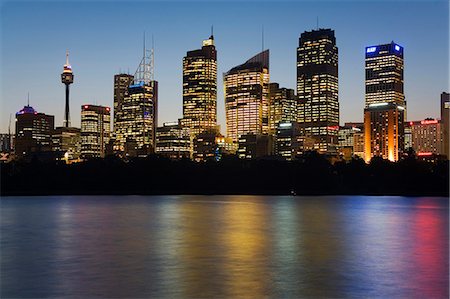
{"left": 1, "top": 195, "right": 448, "bottom": 298}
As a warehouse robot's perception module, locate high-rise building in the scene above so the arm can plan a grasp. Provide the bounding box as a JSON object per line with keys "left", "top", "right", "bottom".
{"left": 224, "top": 50, "right": 270, "bottom": 144}
{"left": 269, "top": 83, "right": 297, "bottom": 134}
{"left": 441, "top": 92, "right": 449, "bottom": 159}
{"left": 113, "top": 73, "right": 134, "bottom": 131}
{"left": 155, "top": 121, "right": 190, "bottom": 159}
{"left": 364, "top": 42, "right": 406, "bottom": 162}
{"left": 15, "top": 105, "right": 54, "bottom": 158}
{"left": 61, "top": 50, "right": 74, "bottom": 128}
{"left": 181, "top": 35, "right": 217, "bottom": 138}
{"left": 297, "top": 29, "right": 339, "bottom": 154}
{"left": 81, "top": 105, "right": 111, "bottom": 159}
{"left": 114, "top": 44, "right": 158, "bottom": 156}
{"left": 409, "top": 119, "right": 442, "bottom": 156}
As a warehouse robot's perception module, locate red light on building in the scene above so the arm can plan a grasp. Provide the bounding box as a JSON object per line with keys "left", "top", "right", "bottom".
{"left": 417, "top": 152, "right": 433, "bottom": 156}
{"left": 106, "top": 107, "right": 110, "bottom": 112}
{"left": 327, "top": 126, "right": 339, "bottom": 130}
{"left": 409, "top": 121, "right": 413, "bottom": 126}
{"left": 420, "top": 120, "right": 438, "bottom": 125}
{"left": 84, "top": 105, "right": 89, "bottom": 109}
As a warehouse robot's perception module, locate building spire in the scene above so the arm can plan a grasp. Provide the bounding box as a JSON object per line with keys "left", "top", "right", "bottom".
{"left": 66, "top": 49, "right": 69, "bottom": 65}
{"left": 27, "top": 92, "right": 30, "bottom": 106}
{"left": 211, "top": 25, "right": 214, "bottom": 39}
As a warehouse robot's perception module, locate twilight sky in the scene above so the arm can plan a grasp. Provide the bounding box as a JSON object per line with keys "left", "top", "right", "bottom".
{"left": 0, "top": 0, "right": 448, "bottom": 134}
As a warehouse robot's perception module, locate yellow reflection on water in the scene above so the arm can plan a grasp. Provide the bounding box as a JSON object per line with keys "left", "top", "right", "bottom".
{"left": 219, "top": 196, "right": 273, "bottom": 297}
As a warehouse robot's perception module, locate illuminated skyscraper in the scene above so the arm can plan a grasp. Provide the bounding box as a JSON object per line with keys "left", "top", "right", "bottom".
{"left": 441, "top": 92, "right": 449, "bottom": 159}
{"left": 269, "top": 83, "right": 297, "bottom": 134}
{"left": 81, "top": 105, "right": 111, "bottom": 159}
{"left": 15, "top": 105, "right": 54, "bottom": 158}
{"left": 114, "top": 41, "right": 158, "bottom": 156}
{"left": 409, "top": 119, "right": 442, "bottom": 156}
{"left": 182, "top": 34, "right": 217, "bottom": 137}
{"left": 224, "top": 50, "right": 270, "bottom": 143}
{"left": 113, "top": 73, "right": 134, "bottom": 131}
{"left": 297, "top": 29, "right": 339, "bottom": 154}
{"left": 61, "top": 50, "right": 74, "bottom": 128}
{"left": 364, "top": 42, "right": 405, "bottom": 162}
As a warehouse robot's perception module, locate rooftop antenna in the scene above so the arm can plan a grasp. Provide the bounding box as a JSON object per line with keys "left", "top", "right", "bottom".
{"left": 134, "top": 32, "right": 154, "bottom": 84}
{"left": 316, "top": 16, "right": 319, "bottom": 30}
{"left": 27, "top": 92, "right": 30, "bottom": 106}
{"left": 211, "top": 25, "right": 214, "bottom": 37}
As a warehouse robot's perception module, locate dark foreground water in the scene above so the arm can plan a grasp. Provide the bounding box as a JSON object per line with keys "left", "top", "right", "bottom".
{"left": 1, "top": 196, "right": 448, "bottom": 298}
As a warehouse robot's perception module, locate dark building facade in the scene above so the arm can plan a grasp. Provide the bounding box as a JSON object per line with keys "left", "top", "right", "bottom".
{"left": 237, "top": 133, "right": 273, "bottom": 159}
{"left": 364, "top": 42, "right": 405, "bottom": 162}
{"left": 297, "top": 29, "right": 339, "bottom": 154}
{"left": 181, "top": 35, "right": 217, "bottom": 138}
{"left": 441, "top": 92, "right": 449, "bottom": 159}
{"left": 15, "top": 105, "right": 54, "bottom": 158}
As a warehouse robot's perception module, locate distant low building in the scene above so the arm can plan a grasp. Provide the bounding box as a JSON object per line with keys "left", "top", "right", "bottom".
{"left": 238, "top": 133, "right": 274, "bottom": 159}
{"left": 193, "top": 130, "right": 219, "bottom": 162}
{"left": 338, "top": 124, "right": 364, "bottom": 160}
{"left": 275, "top": 122, "right": 302, "bottom": 161}
{"left": 52, "top": 127, "right": 81, "bottom": 162}
{"left": 155, "top": 121, "right": 190, "bottom": 159}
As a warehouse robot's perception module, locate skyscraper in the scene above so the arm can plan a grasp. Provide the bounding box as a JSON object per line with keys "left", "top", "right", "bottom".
{"left": 269, "top": 83, "right": 297, "bottom": 134}
{"left": 182, "top": 34, "right": 217, "bottom": 138}
{"left": 15, "top": 105, "right": 54, "bottom": 158}
{"left": 441, "top": 92, "right": 449, "bottom": 159}
{"left": 61, "top": 50, "right": 74, "bottom": 128}
{"left": 81, "top": 105, "right": 111, "bottom": 159}
{"left": 114, "top": 42, "right": 158, "bottom": 156}
{"left": 364, "top": 41, "right": 405, "bottom": 162}
{"left": 224, "top": 50, "right": 270, "bottom": 144}
{"left": 297, "top": 29, "right": 339, "bottom": 154}
{"left": 113, "top": 73, "right": 134, "bottom": 131}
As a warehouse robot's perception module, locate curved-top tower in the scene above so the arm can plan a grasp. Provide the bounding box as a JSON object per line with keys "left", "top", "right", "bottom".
{"left": 61, "top": 50, "right": 74, "bottom": 127}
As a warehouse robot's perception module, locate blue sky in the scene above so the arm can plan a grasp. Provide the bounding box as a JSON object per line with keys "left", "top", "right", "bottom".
{"left": 0, "top": 0, "right": 448, "bottom": 134}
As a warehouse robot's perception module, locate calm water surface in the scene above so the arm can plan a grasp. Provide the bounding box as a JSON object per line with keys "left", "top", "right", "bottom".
{"left": 1, "top": 195, "right": 448, "bottom": 298}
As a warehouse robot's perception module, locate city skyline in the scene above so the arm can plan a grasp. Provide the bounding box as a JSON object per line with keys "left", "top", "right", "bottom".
{"left": 0, "top": 1, "right": 448, "bottom": 134}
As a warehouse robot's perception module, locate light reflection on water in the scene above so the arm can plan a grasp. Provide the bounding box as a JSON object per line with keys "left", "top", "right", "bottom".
{"left": 1, "top": 195, "right": 448, "bottom": 298}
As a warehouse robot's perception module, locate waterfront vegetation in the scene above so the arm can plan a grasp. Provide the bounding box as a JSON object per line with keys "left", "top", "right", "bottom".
{"left": 2, "top": 152, "right": 448, "bottom": 196}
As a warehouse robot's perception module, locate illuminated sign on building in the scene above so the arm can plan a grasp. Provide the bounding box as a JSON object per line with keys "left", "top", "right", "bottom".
{"left": 366, "top": 47, "right": 377, "bottom": 53}
{"left": 420, "top": 119, "right": 438, "bottom": 125}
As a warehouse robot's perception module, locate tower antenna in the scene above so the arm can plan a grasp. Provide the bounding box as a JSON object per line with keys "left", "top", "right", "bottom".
{"left": 211, "top": 25, "right": 213, "bottom": 37}
{"left": 316, "top": 16, "right": 319, "bottom": 30}
{"left": 27, "top": 92, "right": 30, "bottom": 106}
{"left": 151, "top": 34, "right": 155, "bottom": 81}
